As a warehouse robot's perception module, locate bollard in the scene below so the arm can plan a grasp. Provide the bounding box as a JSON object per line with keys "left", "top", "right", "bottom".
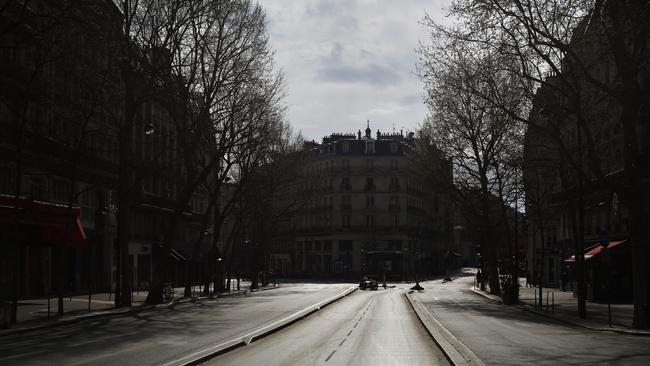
{"left": 552, "top": 291, "right": 555, "bottom": 313}
{"left": 546, "top": 291, "right": 549, "bottom": 312}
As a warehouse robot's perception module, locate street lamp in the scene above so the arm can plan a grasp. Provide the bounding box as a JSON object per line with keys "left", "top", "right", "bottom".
{"left": 403, "top": 246, "right": 409, "bottom": 282}
{"left": 411, "top": 251, "right": 423, "bottom": 291}
{"left": 115, "top": 120, "right": 155, "bottom": 308}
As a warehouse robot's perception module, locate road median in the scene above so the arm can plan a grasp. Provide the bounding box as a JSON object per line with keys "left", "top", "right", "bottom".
{"left": 405, "top": 291, "right": 484, "bottom": 366}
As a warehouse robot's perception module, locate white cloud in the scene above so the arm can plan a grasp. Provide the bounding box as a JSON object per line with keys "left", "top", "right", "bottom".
{"left": 257, "top": 0, "right": 450, "bottom": 140}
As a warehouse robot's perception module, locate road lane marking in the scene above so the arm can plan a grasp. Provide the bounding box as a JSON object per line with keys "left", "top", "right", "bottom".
{"left": 325, "top": 350, "right": 336, "bottom": 362}
{"left": 353, "top": 322, "right": 359, "bottom": 328}
{"left": 339, "top": 338, "right": 346, "bottom": 347}
{"left": 346, "top": 330, "right": 352, "bottom": 337}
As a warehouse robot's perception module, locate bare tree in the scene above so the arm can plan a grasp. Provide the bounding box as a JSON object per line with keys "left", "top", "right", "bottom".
{"left": 426, "top": 0, "right": 649, "bottom": 326}
{"left": 416, "top": 45, "right": 526, "bottom": 295}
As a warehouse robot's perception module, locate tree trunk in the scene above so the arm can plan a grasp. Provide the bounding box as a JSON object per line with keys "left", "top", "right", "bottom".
{"left": 621, "top": 94, "right": 650, "bottom": 328}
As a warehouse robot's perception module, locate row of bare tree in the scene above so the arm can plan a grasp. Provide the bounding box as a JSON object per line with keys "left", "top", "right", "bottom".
{"left": 1, "top": 0, "right": 306, "bottom": 320}
{"left": 415, "top": 0, "right": 649, "bottom": 328}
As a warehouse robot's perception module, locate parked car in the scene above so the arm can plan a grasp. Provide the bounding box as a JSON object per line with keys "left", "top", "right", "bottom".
{"left": 359, "top": 278, "right": 378, "bottom": 290}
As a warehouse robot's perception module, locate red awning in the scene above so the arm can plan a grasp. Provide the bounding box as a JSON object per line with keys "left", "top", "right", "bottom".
{"left": 42, "top": 216, "right": 88, "bottom": 247}
{"left": 565, "top": 240, "right": 627, "bottom": 262}
{"left": 0, "top": 195, "right": 88, "bottom": 247}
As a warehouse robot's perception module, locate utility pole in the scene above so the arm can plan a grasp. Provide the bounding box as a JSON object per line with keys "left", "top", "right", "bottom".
{"left": 512, "top": 165, "right": 520, "bottom": 303}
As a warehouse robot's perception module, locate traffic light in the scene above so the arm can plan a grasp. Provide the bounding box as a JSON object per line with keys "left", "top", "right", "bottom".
{"left": 475, "top": 245, "right": 482, "bottom": 268}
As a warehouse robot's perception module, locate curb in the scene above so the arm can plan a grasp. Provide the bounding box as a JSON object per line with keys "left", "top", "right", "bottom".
{"left": 0, "top": 286, "right": 280, "bottom": 337}
{"left": 162, "top": 286, "right": 358, "bottom": 366}
{"left": 468, "top": 288, "right": 650, "bottom": 337}
{"left": 405, "top": 291, "right": 485, "bottom": 366}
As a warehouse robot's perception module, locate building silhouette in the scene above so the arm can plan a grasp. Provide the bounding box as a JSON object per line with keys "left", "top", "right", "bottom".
{"left": 269, "top": 122, "right": 452, "bottom": 281}
{"left": 0, "top": 0, "right": 212, "bottom": 322}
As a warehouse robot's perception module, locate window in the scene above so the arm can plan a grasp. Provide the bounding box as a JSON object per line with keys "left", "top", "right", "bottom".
{"left": 393, "top": 215, "right": 399, "bottom": 227}
{"left": 341, "top": 177, "right": 351, "bottom": 191}
{"left": 366, "top": 195, "right": 375, "bottom": 208}
{"left": 48, "top": 116, "right": 60, "bottom": 140}
{"left": 80, "top": 187, "right": 96, "bottom": 224}
{"left": 390, "top": 141, "right": 399, "bottom": 153}
{"left": 343, "top": 159, "right": 350, "bottom": 170}
{"left": 390, "top": 177, "right": 400, "bottom": 191}
{"left": 339, "top": 240, "right": 353, "bottom": 251}
{"left": 330, "top": 160, "right": 335, "bottom": 172}
{"left": 390, "top": 159, "right": 398, "bottom": 170}
{"left": 50, "top": 178, "right": 71, "bottom": 203}
{"left": 341, "top": 195, "right": 351, "bottom": 209}
{"left": 342, "top": 141, "right": 350, "bottom": 153}
{"left": 314, "top": 241, "right": 321, "bottom": 251}
{"left": 366, "top": 215, "right": 375, "bottom": 227}
{"left": 367, "top": 159, "right": 373, "bottom": 170}
{"left": 28, "top": 176, "right": 46, "bottom": 201}
{"left": 365, "top": 178, "right": 374, "bottom": 191}
{"left": 365, "top": 141, "right": 374, "bottom": 154}
{"left": 0, "top": 164, "right": 15, "bottom": 195}
{"left": 324, "top": 240, "right": 332, "bottom": 251}
{"left": 342, "top": 215, "right": 350, "bottom": 228}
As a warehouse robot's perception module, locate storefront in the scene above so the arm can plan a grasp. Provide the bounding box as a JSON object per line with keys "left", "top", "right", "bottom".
{"left": 0, "top": 195, "right": 87, "bottom": 300}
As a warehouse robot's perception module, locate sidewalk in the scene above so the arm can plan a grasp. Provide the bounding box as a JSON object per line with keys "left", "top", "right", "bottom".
{"left": 2, "top": 280, "right": 271, "bottom": 335}
{"left": 473, "top": 280, "right": 650, "bottom": 336}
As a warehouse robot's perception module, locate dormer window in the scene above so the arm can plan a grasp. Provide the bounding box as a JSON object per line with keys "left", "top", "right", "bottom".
{"left": 390, "top": 142, "right": 399, "bottom": 153}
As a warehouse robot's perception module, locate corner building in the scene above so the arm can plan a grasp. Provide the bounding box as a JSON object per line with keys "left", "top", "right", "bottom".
{"left": 279, "top": 122, "right": 451, "bottom": 281}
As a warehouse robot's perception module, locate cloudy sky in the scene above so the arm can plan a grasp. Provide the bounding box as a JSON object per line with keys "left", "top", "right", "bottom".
{"left": 256, "top": 0, "right": 450, "bottom": 141}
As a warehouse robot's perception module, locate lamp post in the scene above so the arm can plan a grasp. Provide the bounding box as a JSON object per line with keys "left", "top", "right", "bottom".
{"left": 115, "top": 120, "right": 155, "bottom": 308}
{"left": 360, "top": 247, "right": 365, "bottom": 276}
{"left": 403, "top": 246, "right": 409, "bottom": 282}
{"left": 411, "top": 251, "right": 423, "bottom": 291}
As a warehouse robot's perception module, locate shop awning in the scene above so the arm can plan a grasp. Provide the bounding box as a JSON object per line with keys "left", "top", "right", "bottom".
{"left": 42, "top": 216, "right": 87, "bottom": 247}
{"left": 564, "top": 240, "right": 627, "bottom": 262}
{"left": 0, "top": 195, "right": 88, "bottom": 247}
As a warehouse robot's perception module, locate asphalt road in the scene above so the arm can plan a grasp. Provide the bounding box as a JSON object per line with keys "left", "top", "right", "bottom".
{"left": 415, "top": 270, "right": 650, "bottom": 365}
{"left": 207, "top": 286, "right": 450, "bottom": 366}
{"left": 0, "top": 283, "right": 353, "bottom": 366}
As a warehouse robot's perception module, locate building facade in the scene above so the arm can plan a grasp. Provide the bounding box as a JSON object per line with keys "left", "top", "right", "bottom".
{"left": 270, "top": 122, "right": 452, "bottom": 281}
{"left": 0, "top": 0, "right": 212, "bottom": 318}
{"left": 523, "top": 7, "right": 647, "bottom": 300}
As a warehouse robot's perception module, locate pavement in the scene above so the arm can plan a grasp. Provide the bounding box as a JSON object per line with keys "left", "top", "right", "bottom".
{"left": 409, "top": 268, "right": 650, "bottom": 365}
{"left": 207, "top": 284, "right": 450, "bottom": 366}
{"left": 468, "top": 274, "right": 649, "bottom": 336}
{"left": 0, "top": 282, "right": 355, "bottom": 365}
{"left": 515, "top": 284, "right": 646, "bottom": 335}
{"left": 2, "top": 281, "right": 263, "bottom": 335}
